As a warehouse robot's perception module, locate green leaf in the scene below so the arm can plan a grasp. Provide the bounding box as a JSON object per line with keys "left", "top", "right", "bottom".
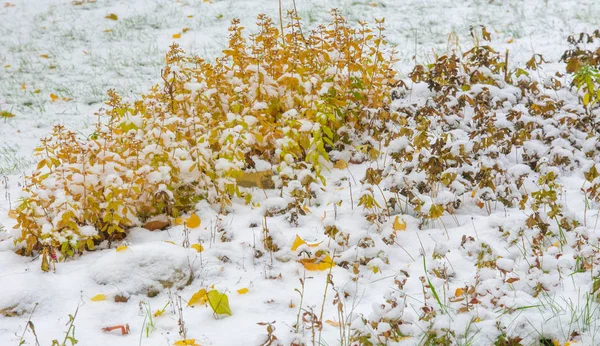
{"left": 206, "top": 290, "right": 232, "bottom": 316}
{"left": 322, "top": 126, "right": 333, "bottom": 139}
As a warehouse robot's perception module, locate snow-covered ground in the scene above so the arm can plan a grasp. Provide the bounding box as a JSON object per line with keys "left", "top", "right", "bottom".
{"left": 1, "top": 0, "right": 600, "bottom": 345}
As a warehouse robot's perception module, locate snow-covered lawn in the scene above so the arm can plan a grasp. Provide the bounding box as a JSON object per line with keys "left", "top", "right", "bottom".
{"left": 1, "top": 0, "right": 600, "bottom": 345}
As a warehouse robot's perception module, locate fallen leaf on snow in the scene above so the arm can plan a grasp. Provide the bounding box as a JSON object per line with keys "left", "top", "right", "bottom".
{"left": 90, "top": 294, "right": 106, "bottom": 301}
{"left": 116, "top": 245, "right": 128, "bottom": 252}
{"left": 392, "top": 216, "right": 406, "bottom": 231}
{"left": 207, "top": 290, "right": 232, "bottom": 316}
{"left": 102, "top": 324, "right": 129, "bottom": 335}
{"left": 187, "top": 289, "right": 207, "bottom": 307}
{"left": 186, "top": 213, "right": 201, "bottom": 228}
{"left": 333, "top": 159, "right": 348, "bottom": 169}
{"left": 299, "top": 255, "right": 334, "bottom": 271}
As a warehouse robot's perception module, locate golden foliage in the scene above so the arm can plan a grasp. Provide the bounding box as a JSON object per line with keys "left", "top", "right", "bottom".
{"left": 14, "top": 11, "right": 398, "bottom": 265}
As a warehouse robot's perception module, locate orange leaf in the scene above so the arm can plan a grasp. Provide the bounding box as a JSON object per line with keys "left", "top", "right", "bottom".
{"left": 8, "top": 209, "right": 17, "bottom": 219}
{"left": 300, "top": 255, "right": 334, "bottom": 271}
{"left": 186, "top": 213, "right": 201, "bottom": 228}
{"left": 102, "top": 324, "right": 129, "bottom": 335}
{"left": 392, "top": 216, "right": 406, "bottom": 231}
{"left": 454, "top": 288, "right": 465, "bottom": 297}
{"left": 172, "top": 33, "right": 181, "bottom": 39}
{"left": 49, "top": 93, "right": 59, "bottom": 102}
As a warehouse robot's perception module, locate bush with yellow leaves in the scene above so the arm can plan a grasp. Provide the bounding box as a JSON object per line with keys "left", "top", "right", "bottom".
{"left": 14, "top": 10, "right": 399, "bottom": 267}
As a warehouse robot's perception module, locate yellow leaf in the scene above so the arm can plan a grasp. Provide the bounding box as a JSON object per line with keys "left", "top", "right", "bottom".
{"left": 0, "top": 111, "right": 15, "bottom": 119}
{"left": 236, "top": 288, "right": 249, "bottom": 295}
{"left": 116, "top": 245, "right": 128, "bottom": 252}
{"left": 207, "top": 290, "right": 232, "bottom": 316}
{"left": 301, "top": 205, "right": 311, "bottom": 214}
{"left": 325, "top": 319, "right": 340, "bottom": 326}
{"left": 105, "top": 13, "right": 118, "bottom": 20}
{"left": 291, "top": 235, "right": 322, "bottom": 251}
{"left": 21, "top": 83, "right": 26, "bottom": 90}
{"left": 391, "top": 336, "right": 412, "bottom": 342}
{"left": 8, "top": 210, "right": 17, "bottom": 219}
{"left": 333, "top": 159, "right": 348, "bottom": 169}
{"left": 172, "top": 33, "right": 181, "bottom": 39}
{"left": 552, "top": 341, "right": 560, "bottom": 346}
{"left": 153, "top": 309, "right": 165, "bottom": 317}
{"left": 471, "top": 189, "right": 477, "bottom": 198}
{"left": 186, "top": 15, "right": 193, "bottom": 18}
{"left": 174, "top": 340, "right": 200, "bottom": 346}
{"left": 33, "top": 89, "right": 40, "bottom": 94}
{"left": 455, "top": 288, "right": 465, "bottom": 297}
{"left": 191, "top": 243, "right": 204, "bottom": 252}
{"left": 371, "top": 266, "right": 379, "bottom": 274}
{"left": 186, "top": 213, "right": 201, "bottom": 228}
{"left": 187, "top": 289, "right": 207, "bottom": 307}
{"left": 40, "top": 54, "right": 49, "bottom": 59}
{"left": 291, "top": 235, "right": 306, "bottom": 251}
{"left": 90, "top": 294, "right": 106, "bottom": 301}
{"left": 392, "top": 216, "right": 406, "bottom": 231}
{"left": 300, "top": 255, "right": 334, "bottom": 271}
{"left": 4, "top": 64, "right": 10, "bottom": 68}
{"left": 163, "top": 240, "right": 176, "bottom": 245}
{"left": 103, "top": 29, "right": 113, "bottom": 33}
{"left": 182, "top": 27, "right": 190, "bottom": 33}
{"left": 235, "top": 171, "right": 274, "bottom": 189}
{"left": 50, "top": 93, "right": 59, "bottom": 102}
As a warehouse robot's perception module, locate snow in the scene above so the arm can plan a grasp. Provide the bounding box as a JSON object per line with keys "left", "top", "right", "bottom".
{"left": 1, "top": 0, "right": 600, "bottom": 345}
